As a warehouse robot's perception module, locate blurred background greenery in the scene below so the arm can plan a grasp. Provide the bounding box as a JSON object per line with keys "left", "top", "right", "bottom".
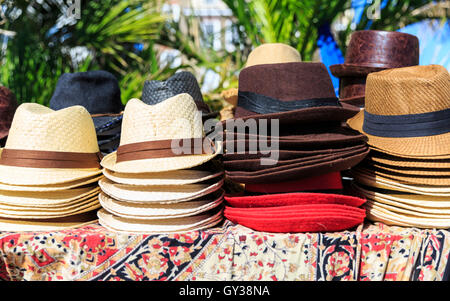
{"left": 0, "top": 0, "right": 448, "bottom": 112}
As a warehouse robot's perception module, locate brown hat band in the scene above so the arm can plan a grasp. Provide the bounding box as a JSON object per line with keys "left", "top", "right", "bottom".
{"left": 116, "top": 137, "right": 216, "bottom": 163}
{"left": 0, "top": 149, "right": 103, "bottom": 169}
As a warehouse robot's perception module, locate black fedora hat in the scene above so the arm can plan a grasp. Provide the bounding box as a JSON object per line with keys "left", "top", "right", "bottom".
{"left": 50, "top": 70, "right": 124, "bottom": 132}
{"left": 142, "top": 71, "right": 218, "bottom": 120}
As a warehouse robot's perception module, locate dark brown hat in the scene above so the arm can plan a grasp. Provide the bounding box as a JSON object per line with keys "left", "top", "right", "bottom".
{"left": 330, "top": 30, "right": 419, "bottom": 106}
{"left": 0, "top": 86, "right": 18, "bottom": 140}
{"left": 233, "top": 62, "right": 360, "bottom": 123}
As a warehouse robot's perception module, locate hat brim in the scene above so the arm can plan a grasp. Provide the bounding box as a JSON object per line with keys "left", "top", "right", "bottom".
{"left": 93, "top": 115, "right": 123, "bottom": 133}
{"left": 101, "top": 141, "right": 222, "bottom": 174}
{"left": 369, "top": 150, "right": 450, "bottom": 169}
{"left": 224, "top": 192, "right": 366, "bottom": 208}
{"left": 103, "top": 167, "right": 224, "bottom": 186}
{"left": 233, "top": 102, "right": 360, "bottom": 124}
{"left": 99, "top": 190, "right": 224, "bottom": 220}
{"left": 347, "top": 109, "right": 450, "bottom": 158}
{"left": 0, "top": 175, "right": 103, "bottom": 192}
{"left": 97, "top": 207, "right": 223, "bottom": 234}
{"left": 361, "top": 161, "right": 450, "bottom": 176}
{"left": 330, "top": 63, "right": 386, "bottom": 77}
{"left": 0, "top": 210, "right": 98, "bottom": 232}
{"left": 99, "top": 177, "right": 224, "bottom": 204}
{"left": 339, "top": 95, "right": 365, "bottom": 108}
{"left": 225, "top": 147, "right": 369, "bottom": 184}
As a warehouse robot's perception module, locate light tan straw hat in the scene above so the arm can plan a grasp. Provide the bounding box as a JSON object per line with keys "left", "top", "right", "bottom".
{"left": 348, "top": 65, "right": 450, "bottom": 158}
{"left": 99, "top": 177, "right": 224, "bottom": 204}
{"left": 99, "top": 190, "right": 223, "bottom": 220}
{"left": 222, "top": 43, "right": 302, "bottom": 105}
{"left": 101, "top": 95, "right": 222, "bottom": 173}
{"left": 0, "top": 175, "right": 103, "bottom": 192}
{"left": 97, "top": 207, "right": 223, "bottom": 234}
{"left": 0, "top": 103, "right": 103, "bottom": 185}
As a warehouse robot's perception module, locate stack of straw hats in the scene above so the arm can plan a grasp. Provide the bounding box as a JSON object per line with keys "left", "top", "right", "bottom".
{"left": 0, "top": 103, "right": 104, "bottom": 231}
{"left": 221, "top": 43, "right": 369, "bottom": 233}
{"left": 330, "top": 30, "right": 419, "bottom": 108}
{"left": 347, "top": 64, "right": 450, "bottom": 229}
{"left": 50, "top": 71, "right": 124, "bottom": 155}
{"left": 0, "top": 86, "right": 18, "bottom": 147}
{"left": 97, "top": 93, "right": 224, "bottom": 233}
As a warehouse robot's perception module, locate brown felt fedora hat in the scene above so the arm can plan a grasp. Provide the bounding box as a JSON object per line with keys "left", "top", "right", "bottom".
{"left": 348, "top": 65, "right": 450, "bottom": 158}
{"left": 0, "top": 86, "right": 18, "bottom": 141}
{"left": 233, "top": 62, "right": 359, "bottom": 123}
{"left": 330, "top": 30, "right": 419, "bottom": 106}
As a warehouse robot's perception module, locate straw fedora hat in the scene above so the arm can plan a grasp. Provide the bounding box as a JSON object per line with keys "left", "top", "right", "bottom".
{"left": 97, "top": 207, "right": 223, "bottom": 234}
{"left": 369, "top": 150, "right": 450, "bottom": 169}
{"left": 0, "top": 175, "right": 103, "bottom": 192}
{"left": 348, "top": 65, "right": 450, "bottom": 158}
{"left": 99, "top": 177, "right": 224, "bottom": 204}
{"left": 99, "top": 190, "right": 223, "bottom": 219}
{"left": 101, "top": 95, "right": 222, "bottom": 173}
{"left": 0, "top": 103, "right": 103, "bottom": 185}
{"left": 222, "top": 43, "right": 302, "bottom": 106}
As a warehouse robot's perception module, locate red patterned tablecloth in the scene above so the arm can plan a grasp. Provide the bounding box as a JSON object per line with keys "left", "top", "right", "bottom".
{"left": 0, "top": 221, "right": 449, "bottom": 281}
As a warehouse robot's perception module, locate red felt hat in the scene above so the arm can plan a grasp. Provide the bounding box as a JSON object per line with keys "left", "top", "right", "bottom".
{"left": 244, "top": 172, "right": 343, "bottom": 193}
{"left": 224, "top": 204, "right": 366, "bottom": 217}
{"left": 224, "top": 192, "right": 366, "bottom": 208}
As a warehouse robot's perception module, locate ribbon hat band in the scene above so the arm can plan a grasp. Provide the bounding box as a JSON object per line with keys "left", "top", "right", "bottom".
{"left": 237, "top": 91, "right": 341, "bottom": 115}
{"left": 0, "top": 149, "right": 103, "bottom": 169}
{"left": 116, "top": 137, "right": 216, "bottom": 163}
{"left": 363, "top": 108, "right": 450, "bottom": 138}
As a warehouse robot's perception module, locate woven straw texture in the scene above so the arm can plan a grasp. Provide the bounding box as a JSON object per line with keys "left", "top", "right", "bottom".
{"left": 0, "top": 103, "right": 102, "bottom": 185}
{"left": 101, "top": 96, "right": 221, "bottom": 173}
{"left": 348, "top": 65, "right": 450, "bottom": 157}
{"left": 99, "top": 191, "right": 223, "bottom": 220}
{"left": 99, "top": 177, "right": 223, "bottom": 204}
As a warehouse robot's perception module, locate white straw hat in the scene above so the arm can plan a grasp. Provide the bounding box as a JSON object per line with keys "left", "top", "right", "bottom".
{"left": 0, "top": 103, "right": 102, "bottom": 185}
{"left": 101, "top": 96, "right": 222, "bottom": 173}
{"left": 99, "top": 190, "right": 223, "bottom": 219}
{"left": 102, "top": 167, "right": 224, "bottom": 186}
{"left": 365, "top": 199, "right": 450, "bottom": 218}
{"left": 98, "top": 177, "right": 224, "bottom": 204}
{"left": 97, "top": 207, "right": 223, "bottom": 234}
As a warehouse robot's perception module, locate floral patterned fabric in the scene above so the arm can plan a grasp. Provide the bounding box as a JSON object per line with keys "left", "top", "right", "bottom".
{"left": 0, "top": 221, "right": 449, "bottom": 281}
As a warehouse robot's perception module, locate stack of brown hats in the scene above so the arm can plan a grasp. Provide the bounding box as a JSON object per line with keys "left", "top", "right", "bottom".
{"left": 330, "top": 30, "right": 419, "bottom": 108}
{"left": 221, "top": 44, "right": 369, "bottom": 233}
{"left": 0, "top": 86, "right": 18, "bottom": 147}
{"left": 0, "top": 103, "right": 103, "bottom": 231}
{"left": 98, "top": 94, "right": 224, "bottom": 233}
{"left": 348, "top": 64, "right": 450, "bottom": 229}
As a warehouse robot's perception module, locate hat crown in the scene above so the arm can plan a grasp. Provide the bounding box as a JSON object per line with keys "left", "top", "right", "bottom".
{"left": 141, "top": 71, "right": 211, "bottom": 113}
{"left": 345, "top": 30, "right": 419, "bottom": 68}
{"left": 5, "top": 103, "right": 99, "bottom": 153}
{"left": 245, "top": 43, "right": 302, "bottom": 67}
{"left": 120, "top": 94, "right": 204, "bottom": 146}
{"left": 49, "top": 70, "right": 123, "bottom": 115}
{"left": 365, "top": 65, "right": 450, "bottom": 116}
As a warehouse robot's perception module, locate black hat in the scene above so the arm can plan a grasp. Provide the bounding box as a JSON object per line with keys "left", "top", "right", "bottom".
{"left": 142, "top": 71, "right": 218, "bottom": 119}
{"left": 50, "top": 70, "right": 124, "bottom": 132}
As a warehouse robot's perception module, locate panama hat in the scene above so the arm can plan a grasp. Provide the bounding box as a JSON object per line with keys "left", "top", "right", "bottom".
{"left": 0, "top": 86, "right": 18, "bottom": 141}
{"left": 99, "top": 177, "right": 224, "bottom": 204}
{"left": 101, "top": 95, "right": 222, "bottom": 174}
{"left": 0, "top": 103, "right": 103, "bottom": 186}
{"left": 97, "top": 207, "right": 223, "bottom": 234}
{"left": 361, "top": 160, "right": 450, "bottom": 177}
{"left": 102, "top": 160, "right": 223, "bottom": 186}
{"left": 233, "top": 62, "right": 359, "bottom": 123}
{"left": 347, "top": 65, "right": 450, "bottom": 158}
{"left": 99, "top": 190, "right": 223, "bottom": 219}
{"left": 221, "top": 43, "right": 302, "bottom": 105}
{"left": 0, "top": 175, "right": 103, "bottom": 192}
{"left": 0, "top": 211, "right": 98, "bottom": 232}
{"left": 369, "top": 150, "right": 450, "bottom": 169}
{"left": 330, "top": 30, "right": 419, "bottom": 106}
{"left": 142, "top": 71, "right": 218, "bottom": 119}
{"left": 50, "top": 71, "right": 123, "bottom": 132}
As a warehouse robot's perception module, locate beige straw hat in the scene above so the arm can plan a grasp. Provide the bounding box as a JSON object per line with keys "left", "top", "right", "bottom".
{"left": 99, "top": 177, "right": 224, "bottom": 204}
{"left": 347, "top": 65, "right": 450, "bottom": 158}
{"left": 0, "top": 103, "right": 103, "bottom": 185}
{"left": 99, "top": 190, "right": 223, "bottom": 220}
{"left": 222, "top": 43, "right": 302, "bottom": 105}
{"left": 101, "top": 96, "right": 222, "bottom": 173}
{"left": 363, "top": 159, "right": 450, "bottom": 176}
{"left": 369, "top": 152, "right": 450, "bottom": 169}
{"left": 365, "top": 199, "right": 450, "bottom": 218}
{"left": 0, "top": 175, "right": 103, "bottom": 192}
{"left": 102, "top": 166, "right": 224, "bottom": 186}
{"left": 97, "top": 207, "right": 223, "bottom": 234}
